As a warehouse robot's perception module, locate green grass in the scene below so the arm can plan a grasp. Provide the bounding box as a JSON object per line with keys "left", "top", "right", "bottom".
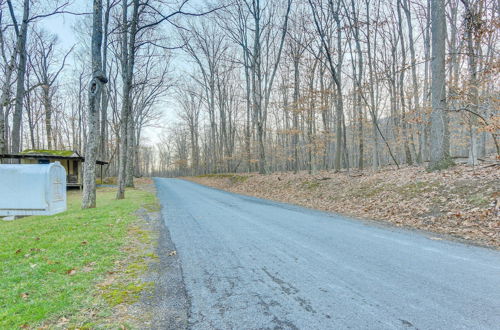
{"left": 101, "top": 281, "right": 154, "bottom": 307}
{"left": 0, "top": 188, "right": 155, "bottom": 329}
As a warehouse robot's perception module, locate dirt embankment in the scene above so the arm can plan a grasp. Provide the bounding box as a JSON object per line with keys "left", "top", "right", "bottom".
{"left": 185, "top": 164, "right": 500, "bottom": 248}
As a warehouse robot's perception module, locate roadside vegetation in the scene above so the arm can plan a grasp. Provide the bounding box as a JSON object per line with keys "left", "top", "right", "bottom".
{"left": 196, "top": 173, "right": 251, "bottom": 184}
{"left": 0, "top": 186, "right": 158, "bottom": 329}
{"left": 188, "top": 163, "right": 499, "bottom": 248}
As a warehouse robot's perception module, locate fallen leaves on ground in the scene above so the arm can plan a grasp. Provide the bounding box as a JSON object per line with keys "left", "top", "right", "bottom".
{"left": 66, "top": 268, "right": 77, "bottom": 276}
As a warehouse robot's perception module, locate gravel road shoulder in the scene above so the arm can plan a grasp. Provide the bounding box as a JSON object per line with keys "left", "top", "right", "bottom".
{"left": 139, "top": 182, "right": 189, "bottom": 329}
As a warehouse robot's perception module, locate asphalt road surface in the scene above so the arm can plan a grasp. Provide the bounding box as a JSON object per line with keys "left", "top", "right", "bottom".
{"left": 155, "top": 178, "right": 500, "bottom": 330}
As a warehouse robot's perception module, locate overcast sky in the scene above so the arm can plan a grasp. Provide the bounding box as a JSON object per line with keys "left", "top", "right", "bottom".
{"left": 39, "top": 2, "right": 84, "bottom": 52}
{"left": 37, "top": 1, "right": 198, "bottom": 145}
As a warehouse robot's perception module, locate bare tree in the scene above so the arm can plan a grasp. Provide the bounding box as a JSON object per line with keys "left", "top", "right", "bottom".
{"left": 462, "top": 0, "right": 482, "bottom": 166}
{"left": 308, "top": 0, "right": 345, "bottom": 172}
{"left": 30, "top": 29, "right": 72, "bottom": 150}
{"left": 428, "top": 0, "right": 452, "bottom": 170}
{"left": 0, "top": 5, "right": 17, "bottom": 153}
{"left": 82, "top": 0, "right": 107, "bottom": 208}
{"left": 116, "top": 0, "right": 139, "bottom": 199}
{"left": 248, "top": 0, "right": 292, "bottom": 174}
{"left": 3, "top": 0, "right": 497, "bottom": 182}
{"left": 7, "top": 0, "right": 71, "bottom": 153}
{"left": 8, "top": 0, "right": 29, "bottom": 153}
{"left": 177, "top": 84, "right": 202, "bottom": 174}
{"left": 180, "top": 21, "right": 227, "bottom": 173}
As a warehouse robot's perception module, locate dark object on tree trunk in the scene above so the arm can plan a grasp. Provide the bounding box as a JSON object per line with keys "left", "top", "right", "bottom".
{"left": 82, "top": 0, "right": 107, "bottom": 209}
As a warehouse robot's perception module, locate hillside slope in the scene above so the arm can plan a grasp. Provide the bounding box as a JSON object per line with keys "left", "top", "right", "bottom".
{"left": 186, "top": 164, "right": 499, "bottom": 248}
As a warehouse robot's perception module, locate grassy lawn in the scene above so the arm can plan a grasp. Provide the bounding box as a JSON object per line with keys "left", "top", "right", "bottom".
{"left": 0, "top": 187, "right": 156, "bottom": 329}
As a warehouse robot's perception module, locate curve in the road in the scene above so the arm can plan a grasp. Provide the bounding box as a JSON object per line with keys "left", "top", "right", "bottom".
{"left": 155, "top": 178, "right": 500, "bottom": 330}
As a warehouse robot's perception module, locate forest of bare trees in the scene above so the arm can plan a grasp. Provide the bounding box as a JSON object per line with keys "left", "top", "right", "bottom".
{"left": 1, "top": 0, "right": 498, "bottom": 201}
{"left": 160, "top": 0, "right": 499, "bottom": 177}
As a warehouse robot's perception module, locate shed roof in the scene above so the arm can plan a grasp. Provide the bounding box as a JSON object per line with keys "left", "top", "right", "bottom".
{"left": 20, "top": 149, "right": 79, "bottom": 157}
{"left": 0, "top": 150, "right": 108, "bottom": 165}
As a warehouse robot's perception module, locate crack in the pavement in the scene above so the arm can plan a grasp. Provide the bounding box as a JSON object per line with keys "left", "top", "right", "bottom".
{"left": 262, "top": 267, "right": 299, "bottom": 296}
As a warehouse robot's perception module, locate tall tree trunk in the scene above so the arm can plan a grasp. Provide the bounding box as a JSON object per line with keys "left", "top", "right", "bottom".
{"left": 244, "top": 52, "right": 252, "bottom": 172}
{"left": 307, "top": 59, "right": 318, "bottom": 174}
{"left": 251, "top": 1, "right": 266, "bottom": 174}
{"left": 125, "top": 116, "right": 135, "bottom": 187}
{"left": 208, "top": 79, "right": 217, "bottom": 172}
{"left": 397, "top": 0, "right": 413, "bottom": 165}
{"left": 99, "top": 0, "right": 111, "bottom": 161}
{"left": 351, "top": 0, "right": 364, "bottom": 170}
{"left": 365, "top": 0, "right": 380, "bottom": 170}
{"left": 463, "top": 0, "right": 481, "bottom": 166}
{"left": 319, "top": 65, "right": 331, "bottom": 169}
{"left": 333, "top": 13, "right": 344, "bottom": 172}
{"left": 117, "top": 0, "right": 130, "bottom": 199}
{"left": 0, "top": 12, "right": 17, "bottom": 154}
{"left": 429, "top": 0, "right": 452, "bottom": 170}
{"left": 10, "top": 0, "right": 29, "bottom": 153}
{"left": 82, "top": 0, "right": 107, "bottom": 208}
{"left": 292, "top": 57, "right": 299, "bottom": 173}
{"left": 423, "top": 0, "right": 431, "bottom": 161}
{"left": 117, "top": 0, "right": 138, "bottom": 199}
{"left": 402, "top": 0, "right": 422, "bottom": 164}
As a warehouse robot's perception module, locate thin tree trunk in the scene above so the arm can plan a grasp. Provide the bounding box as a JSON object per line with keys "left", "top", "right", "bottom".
{"left": 350, "top": 0, "right": 364, "bottom": 170}
{"left": 308, "top": 58, "right": 318, "bottom": 174}
{"left": 397, "top": 0, "right": 413, "bottom": 165}
{"left": 402, "top": 0, "right": 422, "bottom": 164}
{"left": 117, "top": 0, "right": 138, "bottom": 199}
{"left": 292, "top": 57, "right": 299, "bottom": 173}
{"left": 125, "top": 116, "right": 135, "bottom": 187}
{"left": 334, "top": 12, "right": 344, "bottom": 172}
{"left": 365, "top": 0, "right": 380, "bottom": 170}
{"left": 43, "top": 86, "right": 53, "bottom": 149}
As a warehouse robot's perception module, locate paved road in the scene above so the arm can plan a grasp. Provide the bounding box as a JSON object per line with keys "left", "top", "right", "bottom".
{"left": 155, "top": 178, "right": 500, "bottom": 330}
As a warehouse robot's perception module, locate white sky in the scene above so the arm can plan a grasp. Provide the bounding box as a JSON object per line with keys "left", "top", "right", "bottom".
{"left": 39, "top": 2, "right": 83, "bottom": 51}
{"left": 38, "top": 0, "right": 199, "bottom": 146}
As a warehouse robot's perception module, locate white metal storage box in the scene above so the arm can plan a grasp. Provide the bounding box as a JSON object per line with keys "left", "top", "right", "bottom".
{"left": 0, "top": 162, "right": 67, "bottom": 216}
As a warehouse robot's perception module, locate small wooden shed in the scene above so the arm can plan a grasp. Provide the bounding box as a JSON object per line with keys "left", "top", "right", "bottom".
{"left": 0, "top": 149, "right": 108, "bottom": 188}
